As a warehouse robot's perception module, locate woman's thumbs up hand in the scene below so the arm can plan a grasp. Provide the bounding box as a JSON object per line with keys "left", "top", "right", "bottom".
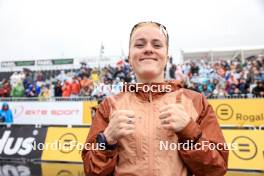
{"left": 103, "top": 96, "right": 136, "bottom": 145}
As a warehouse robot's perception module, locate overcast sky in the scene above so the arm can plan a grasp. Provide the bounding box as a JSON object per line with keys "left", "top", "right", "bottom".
{"left": 0, "top": 0, "right": 264, "bottom": 61}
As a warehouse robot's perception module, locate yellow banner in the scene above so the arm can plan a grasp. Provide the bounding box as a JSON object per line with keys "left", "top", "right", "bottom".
{"left": 226, "top": 171, "right": 264, "bottom": 176}
{"left": 83, "top": 101, "right": 98, "bottom": 124}
{"left": 40, "top": 163, "right": 263, "bottom": 176}
{"left": 223, "top": 129, "right": 264, "bottom": 171}
{"left": 40, "top": 163, "right": 264, "bottom": 176}
{"left": 41, "top": 163, "right": 263, "bottom": 176}
{"left": 41, "top": 127, "right": 89, "bottom": 162}
{"left": 41, "top": 163, "right": 84, "bottom": 176}
{"left": 40, "top": 126, "right": 264, "bottom": 171}
{"left": 208, "top": 99, "right": 264, "bottom": 126}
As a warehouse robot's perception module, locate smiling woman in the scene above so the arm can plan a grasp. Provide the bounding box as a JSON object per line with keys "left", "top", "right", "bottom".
{"left": 129, "top": 22, "right": 168, "bottom": 83}
{"left": 82, "top": 21, "right": 229, "bottom": 176}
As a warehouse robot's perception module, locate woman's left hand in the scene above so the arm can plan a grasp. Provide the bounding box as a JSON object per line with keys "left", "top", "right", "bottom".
{"left": 159, "top": 103, "right": 191, "bottom": 132}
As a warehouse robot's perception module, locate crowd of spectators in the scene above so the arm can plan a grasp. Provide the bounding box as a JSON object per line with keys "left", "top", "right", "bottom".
{"left": 170, "top": 54, "right": 264, "bottom": 98}
{"left": 0, "top": 60, "right": 134, "bottom": 100}
{"left": 0, "top": 54, "right": 264, "bottom": 100}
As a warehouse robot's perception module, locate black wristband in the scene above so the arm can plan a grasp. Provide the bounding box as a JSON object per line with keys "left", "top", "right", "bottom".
{"left": 96, "top": 132, "right": 117, "bottom": 150}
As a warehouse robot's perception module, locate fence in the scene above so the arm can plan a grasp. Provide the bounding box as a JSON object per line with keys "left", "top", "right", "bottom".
{"left": 1, "top": 94, "right": 264, "bottom": 102}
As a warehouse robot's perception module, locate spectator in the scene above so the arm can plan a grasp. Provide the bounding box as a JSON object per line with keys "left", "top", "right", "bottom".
{"left": 238, "top": 78, "right": 250, "bottom": 94}
{"left": 213, "top": 84, "right": 228, "bottom": 98}
{"left": 190, "top": 62, "right": 199, "bottom": 76}
{"left": 54, "top": 80, "right": 63, "bottom": 97}
{"left": 91, "top": 69, "right": 99, "bottom": 83}
{"left": 0, "top": 79, "right": 11, "bottom": 97}
{"left": 39, "top": 85, "right": 50, "bottom": 100}
{"left": 182, "top": 62, "right": 191, "bottom": 75}
{"left": 23, "top": 70, "right": 33, "bottom": 89}
{"left": 252, "top": 81, "right": 264, "bottom": 97}
{"left": 80, "top": 73, "right": 93, "bottom": 92}
{"left": 80, "top": 86, "right": 91, "bottom": 97}
{"left": 62, "top": 80, "right": 72, "bottom": 97}
{"left": 71, "top": 76, "right": 81, "bottom": 97}
{"left": 10, "top": 72, "right": 19, "bottom": 86}
{"left": 175, "top": 65, "right": 185, "bottom": 81}
{"left": 123, "top": 59, "right": 131, "bottom": 76}
{"left": 0, "top": 102, "right": 13, "bottom": 123}
{"left": 56, "top": 70, "right": 67, "bottom": 84}
{"left": 169, "top": 64, "right": 176, "bottom": 79}
{"left": 113, "top": 66, "right": 125, "bottom": 80}
{"left": 188, "top": 82, "right": 199, "bottom": 92}
{"left": 35, "top": 71, "right": 45, "bottom": 82}
{"left": 25, "top": 84, "right": 39, "bottom": 97}
{"left": 11, "top": 82, "right": 25, "bottom": 97}
{"left": 201, "top": 84, "right": 212, "bottom": 98}
{"left": 111, "top": 77, "right": 123, "bottom": 95}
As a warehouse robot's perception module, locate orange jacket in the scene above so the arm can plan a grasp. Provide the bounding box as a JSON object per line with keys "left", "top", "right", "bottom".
{"left": 81, "top": 79, "right": 93, "bottom": 89}
{"left": 71, "top": 81, "right": 81, "bottom": 95}
{"left": 82, "top": 81, "right": 228, "bottom": 176}
{"left": 62, "top": 82, "right": 72, "bottom": 97}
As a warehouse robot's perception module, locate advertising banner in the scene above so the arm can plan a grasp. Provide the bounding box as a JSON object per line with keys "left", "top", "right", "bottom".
{"left": 208, "top": 99, "right": 264, "bottom": 127}
{"left": 41, "top": 127, "right": 89, "bottom": 162}
{"left": 41, "top": 163, "right": 84, "bottom": 176}
{"left": 226, "top": 171, "right": 264, "bottom": 176}
{"left": 8, "top": 101, "right": 83, "bottom": 125}
{"left": 1, "top": 124, "right": 263, "bottom": 172}
{"left": 83, "top": 101, "right": 98, "bottom": 125}
{"left": 0, "top": 125, "right": 47, "bottom": 161}
{"left": 223, "top": 129, "right": 264, "bottom": 171}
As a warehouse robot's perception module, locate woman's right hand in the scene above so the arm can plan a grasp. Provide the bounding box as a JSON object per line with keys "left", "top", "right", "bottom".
{"left": 103, "top": 97, "right": 136, "bottom": 145}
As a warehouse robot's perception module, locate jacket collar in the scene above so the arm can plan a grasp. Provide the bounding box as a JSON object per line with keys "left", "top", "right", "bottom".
{"left": 122, "top": 80, "right": 183, "bottom": 102}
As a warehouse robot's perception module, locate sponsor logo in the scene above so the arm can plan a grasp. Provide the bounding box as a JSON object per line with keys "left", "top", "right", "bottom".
{"left": 0, "top": 130, "right": 37, "bottom": 156}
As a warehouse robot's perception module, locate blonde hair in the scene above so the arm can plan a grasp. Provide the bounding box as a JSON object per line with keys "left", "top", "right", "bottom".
{"left": 129, "top": 21, "right": 169, "bottom": 49}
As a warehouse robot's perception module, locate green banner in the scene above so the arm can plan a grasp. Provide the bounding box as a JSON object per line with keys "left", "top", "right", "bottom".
{"left": 15, "top": 60, "right": 35, "bottom": 66}
{"left": 52, "top": 59, "right": 74, "bottom": 65}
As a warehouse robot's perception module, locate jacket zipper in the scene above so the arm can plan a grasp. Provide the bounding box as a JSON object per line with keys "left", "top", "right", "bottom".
{"left": 148, "top": 89, "right": 155, "bottom": 175}
{"left": 148, "top": 89, "right": 152, "bottom": 102}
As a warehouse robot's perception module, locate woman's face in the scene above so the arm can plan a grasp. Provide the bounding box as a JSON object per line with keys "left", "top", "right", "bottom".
{"left": 129, "top": 25, "right": 168, "bottom": 83}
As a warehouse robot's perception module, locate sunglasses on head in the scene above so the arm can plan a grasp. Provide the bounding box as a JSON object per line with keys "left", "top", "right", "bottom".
{"left": 130, "top": 21, "right": 168, "bottom": 39}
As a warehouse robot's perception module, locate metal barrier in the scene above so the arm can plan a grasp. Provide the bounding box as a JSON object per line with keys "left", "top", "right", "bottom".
{"left": 0, "top": 123, "right": 90, "bottom": 128}
{"left": 1, "top": 94, "right": 264, "bottom": 102}
{"left": 208, "top": 94, "right": 264, "bottom": 99}
{"left": 0, "top": 96, "right": 97, "bottom": 102}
